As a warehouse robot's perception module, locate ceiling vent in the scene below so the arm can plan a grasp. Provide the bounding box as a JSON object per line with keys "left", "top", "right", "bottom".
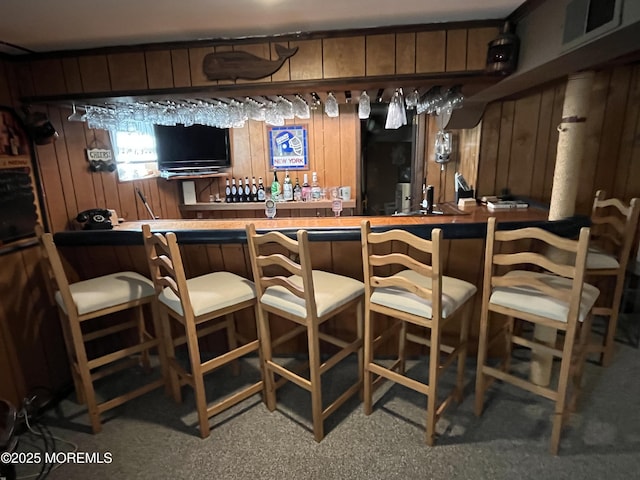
{"left": 562, "top": 0, "right": 623, "bottom": 52}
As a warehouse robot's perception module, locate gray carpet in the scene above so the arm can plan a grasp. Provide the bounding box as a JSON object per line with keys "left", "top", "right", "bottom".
{"left": 11, "top": 331, "right": 640, "bottom": 480}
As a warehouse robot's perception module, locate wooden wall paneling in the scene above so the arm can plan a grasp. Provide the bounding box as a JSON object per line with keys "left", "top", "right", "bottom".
{"left": 115, "top": 178, "right": 139, "bottom": 222}
{"left": 270, "top": 41, "right": 291, "bottom": 83}
{"left": 36, "top": 111, "right": 73, "bottom": 232}
{"left": 529, "top": 85, "right": 556, "bottom": 203}
{"left": 189, "top": 46, "right": 216, "bottom": 87}
{"left": 248, "top": 119, "right": 268, "bottom": 182}
{"left": 366, "top": 34, "right": 396, "bottom": 76}
{"left": 322, "top": 112, "right": 342, "bottom": 189}
{"left": 61, "top": 58, "right": 83, "bottom": 94}
{"left": 92, "top": 128, "right": 125, "bottom": 215}
{"left": 0, "top": 250, "right": 54, "bottom": 394}
{"left": 415, "top": 30, "right": 446, "bottom": 73}
{"left": 576, "top": 71, "right": 610, "bottom": 213}
{"left": 0, "top": 323, "right": 23, "bottom": 406}
{"left": 235, "top": 43, "right": 273, "bottom": 85}
{"left": 171, "top": 49, "right": 192, "bottom": 88}
{"left": 494, "top": 100, "right": 515, "bottom": 195}
{"left": 592, "top": 66, "right": 632, "bottom": 209}
{"left": 30, "top": 59, "right": 67, "bottom": 96}
{"left": 138, "top": 179, "right": 163, "bottom": 220}
{"left": 477, "top": 102, "right": 502, "bottom": 198}
{"left": 231, "top": 122, "right": 253, "bottom": 179}
{"left": 542, "top": 83, "right": 566, "bottom": 202}
{"left": 157, "top": 179, "right": 181, "bottom": 219}
{"left": 108, "top": 52, "right": 149, "bottom": 91}
{"left": 457, "top": 123, "right": 481, "bottom": 191}
{"left": 620, "top": 65, "right": 640, "bottom": 200}
{"left": 0, "top": 60, "right": 12, "bottom": 105}
{"left": 446, "top": 29, "right": 468, "bottom": 72}
{"left": 395, "top": 32, "right": 416, "bottom": 75}
{"left": 289, "top": 39, "right": 323, "bottom": 81}
{"left": 506, "top": 94, "right": 541, "bottom": 197}
{"left": 78, "top": 55, "right": 111, "bottom": 92}
{"left": 466, "top": 27, "right": 498, "bottom": 71}
{"left": 310, "top": 109, "right": 325, "bottom": 184}
{"left": 339, "top": 106, "right": 358, "bottom": 193}
{"left": 322, "top": 37, "right": 365, "bottom": 79}
{"left": 10, "top": 62, "right": 35, "bottom": 100}
{"left": 145, "top": 50, "right": 175, "bottom": 90}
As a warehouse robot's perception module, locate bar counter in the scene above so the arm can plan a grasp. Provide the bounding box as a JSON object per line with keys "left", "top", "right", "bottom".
{"left": 54, "top": 204, "right": 589, "bottom": 246}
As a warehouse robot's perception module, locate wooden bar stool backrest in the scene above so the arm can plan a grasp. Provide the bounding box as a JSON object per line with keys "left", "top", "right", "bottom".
{"left": 590, "top": 190, "right": 640, "bottom": 265}
{"left": 33, "top": 224, "right": 166, "bottom": 434}
{"left": 475, "top": 217, "right": 597, "bottom": 455}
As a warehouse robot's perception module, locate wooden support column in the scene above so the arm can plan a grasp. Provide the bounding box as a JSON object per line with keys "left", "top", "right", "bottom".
{"left": 531, "top": 71, "right": 595, "bottom": 387}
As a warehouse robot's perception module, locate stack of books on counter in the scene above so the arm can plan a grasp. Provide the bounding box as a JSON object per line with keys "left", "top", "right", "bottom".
{"left": 487, "top": 200, "right": 529, "bottom": 211}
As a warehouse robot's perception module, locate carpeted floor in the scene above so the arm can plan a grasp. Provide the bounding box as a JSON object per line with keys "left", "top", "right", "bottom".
{"left": 9, "top": 327, "right": 640, "bottom": 480}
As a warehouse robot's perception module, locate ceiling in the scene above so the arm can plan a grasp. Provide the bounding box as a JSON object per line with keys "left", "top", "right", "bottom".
{"left": 0, "top": 0, "right": 525, "bottom": 55}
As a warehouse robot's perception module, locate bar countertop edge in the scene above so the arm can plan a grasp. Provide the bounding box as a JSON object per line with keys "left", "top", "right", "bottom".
{"left": 52, "top": 205, "right": 591, "bottom": 246}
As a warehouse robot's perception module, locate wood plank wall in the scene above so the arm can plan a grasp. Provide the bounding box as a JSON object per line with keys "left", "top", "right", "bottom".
{"left": 476, "top": 64, "right": 640, "bottom": 215}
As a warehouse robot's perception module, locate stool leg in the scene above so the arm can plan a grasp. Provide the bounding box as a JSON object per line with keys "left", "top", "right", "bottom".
{"left": 398, "top": 320, "right": 408, "bottom": 375}
{"left": 425, "top": 323, "right": 441, "bottom": 446}
{"left": 185, "top": 321, "right": 209, "bottom": 439}
{"left": 363, "top": 305, "right": 374, "bottom": 416}
{"left": 307, "top": 319, "right": 323, "bottom": 442}
{"left": 225, "top": 313, "right": 240, "bottom": 376}
{"left": 257, "top": 308, "right": 276, "bottom": 412}
{"left": 161, "top": 309, "right": 182, "bottom": 403}
{"left": 475, "top": 305, "right": 490, "bottom": 417}
{"left": 356, "top": 300, "right": 364, "bottom": 400}
{"left": 602, "top": 272, "right": 626, "bottom": 366}
{"left": 136, "top": 305, "right": 151, "bottom": 373}
{"left": 550, "top": 324, "right": 577, "bottom": 455}
{"left": 455, "top": 302, "right": 471, "bottom": 403}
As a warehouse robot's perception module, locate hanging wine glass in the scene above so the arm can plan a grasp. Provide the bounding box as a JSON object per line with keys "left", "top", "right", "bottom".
{"left": 358, "top": 90, "right": 371, "bottom": 119}
{"left": 324, "top": 92, "right": 339, "bottom": 118}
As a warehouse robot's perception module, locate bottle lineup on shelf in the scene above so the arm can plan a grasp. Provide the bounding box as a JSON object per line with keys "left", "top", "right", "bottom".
{"left": 222, "top": 170, "right": 332, "bottom": 203}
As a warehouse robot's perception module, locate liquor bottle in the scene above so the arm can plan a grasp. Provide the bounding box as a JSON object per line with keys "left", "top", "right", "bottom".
{"left": 244, "top": 176, "right": 251, "bottom": 202}
{"left": 231, "top": 177, "right": 238, "bottom": 203}
{"left": 237, "top": 178, "right": 244, "bottom": 202}
{"left": 293, "top": 175, "right": 302, "bottom": 202}
{"left": 301, "top": 173, "right": 311, "bottom": 202}
{"left": 283, "top": 170, "right": 293, "bottom": 201}
{"left": 270, "top": 170, "right": 281, "bottom": 201}
{"left": 257, "top": 177, "right": 266, "bottom": 202}
{"left": 251, "top": 176, "right": 258, "bottom": 202}
{"left": 311, "top": 171, "right": 322, "bottom": 201}
{"left": 225, "top": 178, "right": 232, "bottom": 203}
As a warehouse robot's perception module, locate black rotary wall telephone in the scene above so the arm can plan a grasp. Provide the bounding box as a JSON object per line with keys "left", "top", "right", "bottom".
{"left": 76, "top": 209, "right": 113, "bottom": 230}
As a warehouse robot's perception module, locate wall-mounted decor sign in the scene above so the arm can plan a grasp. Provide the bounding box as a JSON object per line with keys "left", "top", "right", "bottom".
{"left": 86, "top": 148, "right": 116, "bottom": 172}
{"left": 203, "top": 44, "right": 298, "bottom": 81}
{"left": 268, "top": 125, "right": 308, "bottom": 170}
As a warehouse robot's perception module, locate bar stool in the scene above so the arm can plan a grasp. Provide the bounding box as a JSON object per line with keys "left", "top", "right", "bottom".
{"left": 245, "top": 223, "right": 364, "bottom": 442}
{"left": 475, "top": 218, "right": 599, "bottom": 455}
{"left": 586, "top": 190, "right": 640, "bottom": 366}
{"left": 35, "top": 225, "right": 168, "bottom": 433}
{"left": 360, "top": 220, "right": 477, "bottom": 445}
{"left": 141, "top": 224, "right": 262, "bottom": 438}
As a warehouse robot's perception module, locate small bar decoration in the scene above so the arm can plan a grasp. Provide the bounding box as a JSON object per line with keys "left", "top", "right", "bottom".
{"left": 268, "top": 125, "right": 308, "bottom": 170}
{"left": 203, "top": 44, "right": 298, "bottom": 81}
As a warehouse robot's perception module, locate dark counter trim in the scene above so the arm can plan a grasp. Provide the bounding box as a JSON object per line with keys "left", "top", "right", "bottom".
{"left": 53, "top": 215, "right": 591, "bottom": 246}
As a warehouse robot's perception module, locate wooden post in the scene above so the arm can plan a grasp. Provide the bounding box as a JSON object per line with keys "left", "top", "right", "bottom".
{"left": 531, "top": 71, "right": 595, "bottom": 387}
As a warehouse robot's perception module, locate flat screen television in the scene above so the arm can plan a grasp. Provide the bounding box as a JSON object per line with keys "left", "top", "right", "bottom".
{"left": 154, "top": 124, "right": 231, "bottom": 175}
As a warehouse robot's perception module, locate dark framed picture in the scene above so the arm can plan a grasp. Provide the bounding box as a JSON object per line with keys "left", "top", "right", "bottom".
{"left": 267, "top": 125, "right": 308, "bottom": 170}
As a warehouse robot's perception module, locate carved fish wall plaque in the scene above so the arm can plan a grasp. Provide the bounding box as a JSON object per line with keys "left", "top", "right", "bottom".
{"left": 203, "top": 44, "right": 298, "bottom": 81}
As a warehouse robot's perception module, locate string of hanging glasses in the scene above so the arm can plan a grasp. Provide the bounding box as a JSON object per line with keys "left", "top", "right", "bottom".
{"left": 77, "top": 85, "right": 464, "bottom": 132}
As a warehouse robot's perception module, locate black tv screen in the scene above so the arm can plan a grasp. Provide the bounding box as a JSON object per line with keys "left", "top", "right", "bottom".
{"left": 154, "top": 124, "right": 231, "bottom": 172}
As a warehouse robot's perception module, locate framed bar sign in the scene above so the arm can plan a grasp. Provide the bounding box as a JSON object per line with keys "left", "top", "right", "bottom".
{"left": 268, "top": 125, "right": 308, "bottom": 170}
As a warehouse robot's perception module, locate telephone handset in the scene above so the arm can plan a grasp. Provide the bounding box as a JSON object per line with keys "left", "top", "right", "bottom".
{"left": 76, "top": 209, "right": 113, "bottom": 230}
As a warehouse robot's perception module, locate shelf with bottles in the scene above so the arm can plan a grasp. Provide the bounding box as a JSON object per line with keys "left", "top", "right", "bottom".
{"left": 179, "top": 199, "right": 356, "bottom": 211}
